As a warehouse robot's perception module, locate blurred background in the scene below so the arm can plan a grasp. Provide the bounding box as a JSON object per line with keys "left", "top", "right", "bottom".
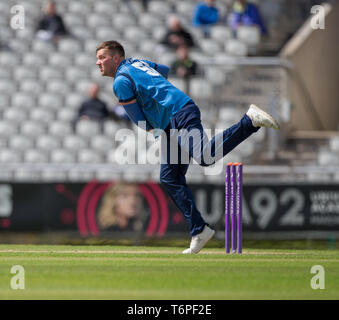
{"left": 0, "top": 0, "right": 338, "bottom": 248}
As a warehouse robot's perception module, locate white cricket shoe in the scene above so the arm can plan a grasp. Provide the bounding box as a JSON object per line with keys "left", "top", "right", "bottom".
{"left": 182, "top": 225, "right": 215, "bottom": 254}
{"left": 246, "top": 104, "right": 280, "bottom": 130}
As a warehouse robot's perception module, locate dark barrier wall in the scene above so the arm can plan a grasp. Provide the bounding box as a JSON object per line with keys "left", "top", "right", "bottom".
{"left": 0, "top": 181, "right": 339, "bottom": 236}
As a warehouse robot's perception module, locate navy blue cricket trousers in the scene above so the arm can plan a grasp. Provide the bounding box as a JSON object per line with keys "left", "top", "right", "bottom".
{"left": 160, "top": 102, "right": 259, "bottom": 236}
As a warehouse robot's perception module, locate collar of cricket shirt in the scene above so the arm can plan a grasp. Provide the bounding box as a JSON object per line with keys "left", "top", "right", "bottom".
{"left": 115, "top": 58, "right": 134, "bottom": 79}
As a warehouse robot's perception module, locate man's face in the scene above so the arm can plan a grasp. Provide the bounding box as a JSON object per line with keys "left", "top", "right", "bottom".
{"left": 46, "top": 2, "right": 56, "bottom": 16}
{"left": 96, "top": 48, "right": 119, "bottom": 77}
{"left": 177, "top": 46, "right": 189, "bottom": 60}
{"left": 169, "top": 17, "right": 181, "bottom": 31}
{"left": 205, "top": 0, "right": 215, "bottom": 6}
{"left": 88, "top": 84, "right": 99, "bottom": 98}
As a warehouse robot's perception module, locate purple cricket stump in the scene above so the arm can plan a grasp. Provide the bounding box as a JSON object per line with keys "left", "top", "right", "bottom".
{"left": 230, "top": 164, "right": 237, "bottom": 253}
{"left": 225, "top": 164, "right": 231, "bottom": 253}
{"left": 236, "top": 163, "right": 243, "bottom": 254}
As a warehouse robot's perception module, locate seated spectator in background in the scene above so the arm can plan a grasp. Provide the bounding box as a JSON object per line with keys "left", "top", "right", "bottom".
{"left": 229, "top": 0, "right": 267, "bottom": 36}
{"left": 0, "top": 34, "right": 11, "bottom": 51}
{"left": 35, "top": 1, "right": 68, "bottom": 43}
{"left": 111, "top": 104, "right": 133, "bottom": 126}
{"left": 170, "top": 45, "right": 198, "bottom": 95}
{"left": 192, "top": 0, "right": 219, "bottom": 37}
{"left": 170, "top": 45, "right": 198, "bottom": 79}
{"left": 140, "top": 0, "right": 149, "bottom": 12}
{"left": 76, "top": 84, "right": 110, "bottom": 123}
{"left": 161, "top": 15, "right": 195, "bottom": 50}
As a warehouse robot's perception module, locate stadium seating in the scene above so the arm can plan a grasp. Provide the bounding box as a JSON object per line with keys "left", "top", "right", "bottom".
{"left": 106, "top": 149, "right": 118, "bottom": 164}
{"left": 65, "top": 93, "right": 84, "bottom": 109}
{"left": 189, "top": 78, "right": 213, "bottom": 99}
{"left": 40, "top": 66, "right": 64, "bottom": 81}
{"left": 0, "top": 67, "right": 12, "bottom": 80}
{"left": 91, "top": 135, "right": 114, "bottom": 152}
{"left": 0, "top": 0, "right": 322, "bottom": 182}
{"left": 21, "top": 121, "right": 46, "bottom": 137}
{"left": 22, "top": 52, "right": 47, "bottom": 66}
{"left": 112, "top": 14, "right": 137, "bottom": 31}
{"left": 237, "top": 26, "right": 261, "bottom": 46}
{"left": 49, "top": 52, "right": 73, "bottom": 67}
{"left": 72, "top": 26, "right": 94, "bottom": 39}
{"left": 68, "top": 2, "right": 93, "bottom": 14}
{"left": 14, "top": 66, "right": 39, "bottom": 81}
{"left": 93, "top": 1, "right": 117, "bottom": 15}
{"left": 0, "top": 149, "right": 22, "bottom": 163}
{"left": 38, "top": 93, "right": 64, "bottom": 110}
{"left": 64, "top": 135, "right": 88, "bottom": 151}
{"left": 24, "top": 149, "right": 49, "bottom": 163}
{"left": 63, "top": 13, "right": 86, "bottom": 28}
{"left": 12, "top": 93, "right": 36, "bottom": 109}
{"left": 68, "top": 169, "right": 95, "bottom": 181}
{"left": 56, "top": 109, "right": 77, "bottom": 123}
{"left": 0, "top": 120, "right": 18, "bottom": 136}
{"left": 51, "top": 149, "right": 76, "bottom": 163}
{"left": 3, "top": 108, "right": 28, "bottom": 123}
{"left": 0, "top": 80, "right": 16, "bottom": 94}
{"left": 205, "top": 67, "right": 227, "bottom": 85}
{"left": 0, "top": 52, "right": 20, "bottom": 67}
{"left": 36, "top": 135, "right": 61, "bottom": 151}
{"left": 329, "top": 137, "right": 339, "bottom": 152}
{"left": 40, "top": 169, "right": 68, "bottom": 181}
{"left": 9, "top": 135, "right": 34, "bottom": 151}
{"left": 49, "top": 122, "right": 73, "bottom": 137}
{"left": 210, "top": 26, "right": 232, "bottom": 44}
{"left": 318, "top": 150, "right": 339, "bottom": 166}
{"left": 199, "top": 39, "right": 222, "bottom": 54}
{"left": 32, "top": 40, "right": 55, "bottom": 54}
{"left": 20, "top": 80, "right": 44, "bottom": 95}
{"left": 225, "top": 39, "right": 248, "bottom": 56}
{"left": 103, "top": 121, "right": 124, "bottom": 136}
{"left": 78, "top": 149, "right": 102, "bottom": 163}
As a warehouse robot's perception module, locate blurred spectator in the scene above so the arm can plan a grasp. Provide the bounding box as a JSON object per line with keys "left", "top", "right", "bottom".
{"left": 229, "top": 0, "right": 268, "bottom": 36}
{"left": 111, "top": 104, "right": 133, "bottom": 126}
{"left": 76, "top": 84, "right": 110, "bottom": 123}
{"left": 161, "top": 15, "right": 195, "bottom": 49}
{"left": 170, "top": 45, "right": 198, "bottom": 79}
{"left": 76, "top": 84, "right": 131, "bottom": 128}
{"left": 192, "top": 0, "right": 219, "bottom": 37}
{"left": 170, "top": 45, "right": 198, "bottom": 95}
{"left": 35, "top": 1, "right": 68, "bottom": 43}
{"left": 140, "top": 0, "right": 149, "bottom": 11}
{"left": 0, "top": 36, "right": 11, "bottom": 51}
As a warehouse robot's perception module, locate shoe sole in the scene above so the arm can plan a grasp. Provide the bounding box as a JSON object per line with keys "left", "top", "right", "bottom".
{"left": 250, "top": 104, "right": 280, "bottom": 130}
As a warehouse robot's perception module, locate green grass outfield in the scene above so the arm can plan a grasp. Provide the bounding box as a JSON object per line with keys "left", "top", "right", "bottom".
{"left": 0, "top": 244, "right": 338, "bottom": 300}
